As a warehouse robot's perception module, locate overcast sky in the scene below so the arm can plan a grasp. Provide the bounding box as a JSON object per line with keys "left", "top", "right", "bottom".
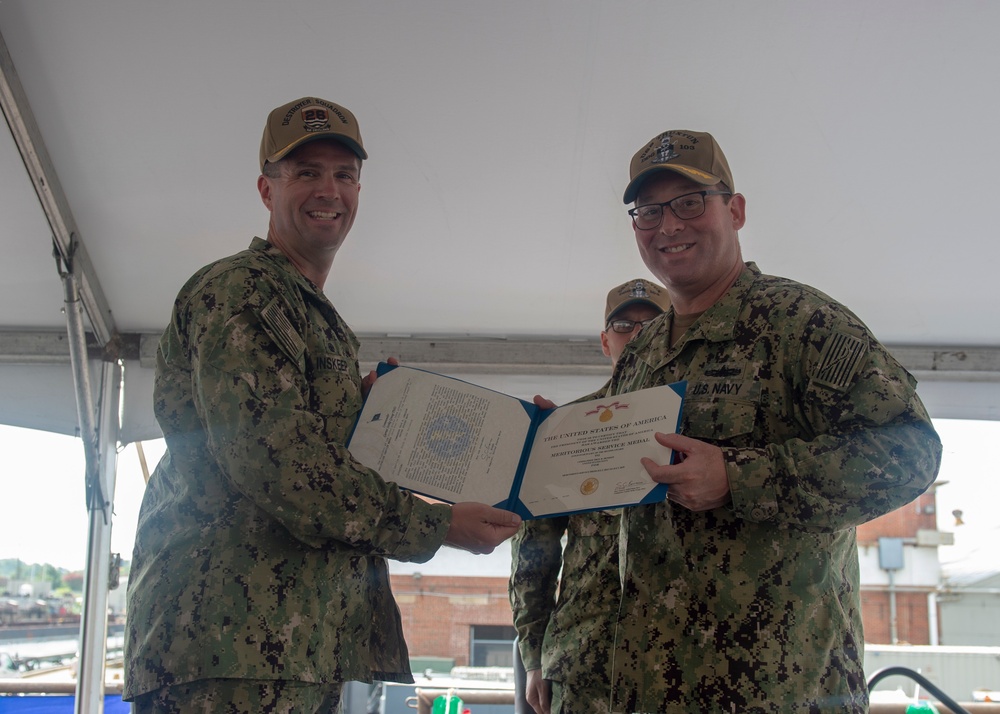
{"left": 0, "top": 419, "right": 996, "bottom": 576}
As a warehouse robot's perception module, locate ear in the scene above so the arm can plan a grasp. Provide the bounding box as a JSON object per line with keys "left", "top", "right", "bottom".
{"left": 600, "top": 331, "right": 612, "bottom": 358}
{"left": 257, "top": 175, "right": 273, "bottom": 210}
{"left": 728, "top": 193, "right": 747, "bottom": 230}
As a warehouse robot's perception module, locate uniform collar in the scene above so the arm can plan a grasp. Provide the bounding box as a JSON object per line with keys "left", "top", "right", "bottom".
{"left": 628, "top": 262, "right": 761, "bottom": 361}
{"left": 249, "top": 236, "right": 324, "bottom": 294}
{"left": 683, "top": 261, "right": 760, "bottom": 343}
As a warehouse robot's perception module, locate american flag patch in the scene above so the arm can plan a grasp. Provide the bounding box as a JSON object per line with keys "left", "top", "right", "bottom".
{"left": 260, "top": 297, "right": 306, "bottom": 366}
{"left": 812, "top": 332, "right": 867, "bottom": 391}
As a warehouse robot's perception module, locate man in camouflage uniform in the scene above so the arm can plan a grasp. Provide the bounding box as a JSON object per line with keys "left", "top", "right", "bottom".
{"left": 510, "top": 278, "right": 670, "bottom": 714}
{"left": 123, "top": 97, "right": 521, "bottom": 713}
{"left": 604, "top": 130, "right": 942, "bottom": 713}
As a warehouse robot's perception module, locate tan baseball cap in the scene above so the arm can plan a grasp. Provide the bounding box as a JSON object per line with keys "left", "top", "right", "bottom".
{"left": 605, "top": 278, "right": 671, "bottom": 323}
{"left": 259, "top": 97, "right": 367, "bottom": 171}
{"left": 623, "top": 130, "right": 733, "bottom": 204}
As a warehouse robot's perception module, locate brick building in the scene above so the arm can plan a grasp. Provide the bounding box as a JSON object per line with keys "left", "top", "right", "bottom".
{"left": 389, "top": 546, "right": 518, "bottom": 668}
{"left": 857, "top": 484, "right": 953, "bottom": 645}
{"left": 391, "top": 571, "right": 514, "bottom": 667}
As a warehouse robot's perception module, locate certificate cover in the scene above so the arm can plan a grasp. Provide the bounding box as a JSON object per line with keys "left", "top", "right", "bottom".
{"left": 347, "top": 363, "right": 686, "bottom": 519}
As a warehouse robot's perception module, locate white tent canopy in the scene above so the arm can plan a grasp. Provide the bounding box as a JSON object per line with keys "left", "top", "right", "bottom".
{"left": 2, "top": 2, "right": 999, "bottom": 710}
{"left": 3, "top": 2, "right": 999, "bottom": 438}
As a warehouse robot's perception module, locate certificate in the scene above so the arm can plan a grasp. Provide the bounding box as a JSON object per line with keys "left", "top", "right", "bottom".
{"left": 347, "top": 363, "right": 686, "bottom": 519}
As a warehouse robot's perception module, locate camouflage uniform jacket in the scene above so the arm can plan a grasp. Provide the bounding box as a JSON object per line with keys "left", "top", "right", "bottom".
{"left": 124, "top": 238, "right": 451, "bottom": 700}
{"left": 510, "top": 382, "right": 622, "bottom": 704}
{"left": 606, "top": 263, "right": 941, "bottom": 713}
{"left": 510, "top": 511, "right": 621, "bottom": 694}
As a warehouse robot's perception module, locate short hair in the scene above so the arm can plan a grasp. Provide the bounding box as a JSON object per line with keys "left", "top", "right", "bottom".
{"left": 260, "top": 143, "right": 363, "bottom": 179}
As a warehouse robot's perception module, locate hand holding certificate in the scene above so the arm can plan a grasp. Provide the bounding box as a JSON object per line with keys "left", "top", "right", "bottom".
{"left": 347, "top": 363, "right": 686, "bottom": 519}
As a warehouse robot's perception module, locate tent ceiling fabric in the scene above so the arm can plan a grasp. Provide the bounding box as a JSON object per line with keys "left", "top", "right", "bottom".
{"left": 2, "top": 1, "right": 1000, "bottom": 437}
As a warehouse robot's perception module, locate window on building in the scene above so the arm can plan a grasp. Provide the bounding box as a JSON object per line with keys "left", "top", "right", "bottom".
{"left": 469, "top": 624, "right": 516, "bottom": 667}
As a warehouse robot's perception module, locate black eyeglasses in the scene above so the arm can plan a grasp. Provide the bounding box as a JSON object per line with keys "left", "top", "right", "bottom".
{"left": 607, "top": 318, "right": 657, "bottom": 334}
{"left": 628, "top": 190, "right": 732, "bottom": 230}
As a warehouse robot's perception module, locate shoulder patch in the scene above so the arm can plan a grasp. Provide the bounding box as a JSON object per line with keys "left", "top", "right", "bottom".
{"left": 260, "top": 297, "right": 306, "bottom": 366}
{"left": 812, "top": 331, "right": 867, "bottom": 391}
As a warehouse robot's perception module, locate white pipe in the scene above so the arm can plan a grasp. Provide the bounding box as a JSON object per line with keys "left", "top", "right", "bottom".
{"left": 888, "top": 570, "right": 898, "bottom": 645}
{"left": 927, "top": 591, "right": 939, "bottom": 646}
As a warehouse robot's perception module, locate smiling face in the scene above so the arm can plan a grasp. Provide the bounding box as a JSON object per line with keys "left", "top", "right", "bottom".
{"left": 633, "top": 172, "right": 746, "bottom": 312}
{"left": 257, "top": 139, "right": 361, "bottom": 285}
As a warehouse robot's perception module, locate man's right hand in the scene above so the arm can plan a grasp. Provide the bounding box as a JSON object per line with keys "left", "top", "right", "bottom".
{"left": 525, "top": 668, "right": 551, "bottom": 714}
{"left": 444, "top": 502, "right": 522, "bottom": 554}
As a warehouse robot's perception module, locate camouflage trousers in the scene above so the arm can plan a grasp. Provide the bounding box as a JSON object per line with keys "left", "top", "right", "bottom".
{"left": 131, "top": 677, "right": 344, "bottom": 713}
{"left": 550, "top": 680, "right": 612, "bottom": 714}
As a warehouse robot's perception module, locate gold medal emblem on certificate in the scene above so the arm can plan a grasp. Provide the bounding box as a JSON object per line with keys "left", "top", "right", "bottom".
{"left": 580, "top": 477, "right": 599, "bottom": 495}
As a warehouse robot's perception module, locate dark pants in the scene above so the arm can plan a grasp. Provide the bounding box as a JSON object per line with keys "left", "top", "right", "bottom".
{"left": 131, "top": 678, "right": 343, "bottom": 714}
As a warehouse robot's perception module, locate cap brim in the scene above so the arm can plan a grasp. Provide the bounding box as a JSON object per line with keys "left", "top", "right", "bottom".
{"left": 623, "top": 165, "right": 721, "bottom": 204}
{"left": 265, "top": 133, "right": 368, "bottom": 168}
{"left": 607, "top": 298, "right": 667, "bottom": 322}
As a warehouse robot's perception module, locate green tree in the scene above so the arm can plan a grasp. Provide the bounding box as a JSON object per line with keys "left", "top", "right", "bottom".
{"left": 0, "top": 559, "right": 68, "bottom": 591}
{"left": 63, "top": 571, "right": 85, "bottom": 593}
{"left": 42, "top": 564, "right": 62, "bottom": 590}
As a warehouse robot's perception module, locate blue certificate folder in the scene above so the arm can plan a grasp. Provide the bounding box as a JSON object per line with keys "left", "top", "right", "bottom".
{"left": 348, "top": 363, "right": 686, "bottom": 520}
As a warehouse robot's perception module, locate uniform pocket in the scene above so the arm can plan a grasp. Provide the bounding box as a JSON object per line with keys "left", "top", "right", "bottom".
{"left": 308, "top": 356, "right": 362, "bottom": 437}
{"left": 682, "top": 394, "right": 757, "bottom": 443}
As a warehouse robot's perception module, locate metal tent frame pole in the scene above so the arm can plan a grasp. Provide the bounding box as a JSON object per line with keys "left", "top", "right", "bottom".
{"left": 76, "top": 357, "right": 121, "bottom": 713}
{"left": 3, "top": 28, "right": 122, "bottom": 714}
{"left": 62, "top": 273, "right": 122, "bottom": 714}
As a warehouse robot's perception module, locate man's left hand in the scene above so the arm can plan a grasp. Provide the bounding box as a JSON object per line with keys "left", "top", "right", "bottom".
{"left": 361, "top": 356, "right": 399, "bottom": 398}
{"left": 641, "top": 432, "right": 731, "bottom": 511}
